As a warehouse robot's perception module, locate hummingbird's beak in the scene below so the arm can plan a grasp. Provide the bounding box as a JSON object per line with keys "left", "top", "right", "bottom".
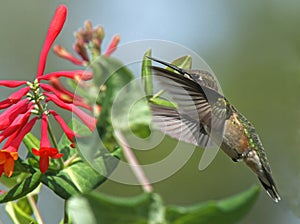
{"left": 146, "top": 56, "right": 185, "bottom": 75}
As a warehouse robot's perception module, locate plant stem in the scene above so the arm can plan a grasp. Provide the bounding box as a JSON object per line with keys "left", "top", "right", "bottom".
{"left": 115, "top": 130, "right": 153, "bottom": 193}
{"left": 63, "top": 200, "right": 69, "bottom": 224}
{"left": 28, "top": 195, "right": 44, "bottom": 224}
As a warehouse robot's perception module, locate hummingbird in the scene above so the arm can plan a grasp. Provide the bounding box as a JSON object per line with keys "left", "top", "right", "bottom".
{"left": 147, "top": 56, "right": 281, "bottom": 203}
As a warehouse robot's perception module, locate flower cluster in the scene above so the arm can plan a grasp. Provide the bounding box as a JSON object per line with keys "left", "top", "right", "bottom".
{"left": 0, "top": 5, "right": 96, "bottom": 176}
{"left": 53, "top": 20, "right": 120, "bottom": 65}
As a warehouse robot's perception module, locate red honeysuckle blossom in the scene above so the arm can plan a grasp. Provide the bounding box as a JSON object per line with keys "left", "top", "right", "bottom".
{"left": 0, "top": 5, "right": 96, "bottom": 176}
{"left": 32, "top": 114, "right": 63, "bottom": 173}
{"left": 0, "top": 117, "right": 38, "bottom": 177}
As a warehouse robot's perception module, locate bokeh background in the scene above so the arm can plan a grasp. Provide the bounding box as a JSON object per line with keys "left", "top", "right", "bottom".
{"left": 1, "top": 1, "right": 300, "bottom": 223}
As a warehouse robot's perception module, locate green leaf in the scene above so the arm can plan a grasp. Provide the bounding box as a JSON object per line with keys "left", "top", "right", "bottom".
{"left": 166, "top": 186, "right": 260, "bottom": 224}
{"left": 149, "top": 96, "right": 177, "bottom": 109}
{"left": 0, "top": 171, "right": 42, "bottom": 203}
{"left": 67, "top": 192, "right": 165, "bottom": 224}
{"left": 142, "top": 49, "right": 153, "bottom": 96}
{"left": 42, "top": 154, "right": 118, "bottom": 199}
{"left": 95, "top": 56, "right": 151, "bottom": 148}
{"left": 23, "top": 133, "right": 40, "bottom": 151}
{"left": 16, "top": 195, "right": 38, "bottom": 216}
{"left": 146, "top": 55, "right": 192, "bottom": 108}
{"left": 169, "top": 55, "right": 192, "bottom": 70}
{"left": 6, "top": 201, "right": 37, "bottom": 224}
{"left": 67, "top": 186, "right": 259, "bottom": 224}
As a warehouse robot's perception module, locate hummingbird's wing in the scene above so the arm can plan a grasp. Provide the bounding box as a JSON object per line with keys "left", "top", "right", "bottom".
{"left": 151, "top": 103, "right": 211, "bottom": 148}
{"left": 150, "top": 65, "right": 229, "bottom": 148}
{"left": 147, "top": 56, "right": 220, "bottom": 93}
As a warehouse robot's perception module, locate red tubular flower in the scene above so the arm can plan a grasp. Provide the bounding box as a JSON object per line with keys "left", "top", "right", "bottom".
{"left": 40, "top": 83, "right": 72, "bottom": 102}
{"left": 0, "top": 99, "right": 30, "bottom": 130}
{"left": 49, "top": 110, "right": 79, "bottom": 142}
{"left": 104, "top": 35, "right": 120, "bottom": 57}
{"left": 53, "top": 45, "right": 86, "bottom": 66}
{"left": 5, "top": 117, "right": 38, "bottom": 152}
{"left": 0, "top": 80, "right": 27, "bottom": 88}
{"left": 0, "top": 99, "right": 13, "bottom": 110}
{"left": 37, "top": 5, "right": 67, "bottom": 77}
{"left": 38, "top": 70, "right": 93, "bottom": 81}
{"left": 0, "top": 110, "right": 32, "bottom": 143}
{"left": 44, "top": 93, "right": 96, "bottom": 131}
{"left": 0, "top": 117, "right": 37, "bottom": 177}
{"left": 49, "top": 77, "right": 87, "bottom": 104}
{"left": 32, "top": 114, "right": 63, "bottom": 173}
{"left": 0, "top": 87, "right": 30, "bottom": 110}
{"left": 40, "top": 83, "right": 92, "bottom": 110}
{"left": 8, "top": 86, "right": 30, "bottom": 103}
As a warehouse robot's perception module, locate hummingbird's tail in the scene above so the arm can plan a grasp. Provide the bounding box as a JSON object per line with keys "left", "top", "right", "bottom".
{"left": 257, "top": 166, "right": 281, "bottom": 203}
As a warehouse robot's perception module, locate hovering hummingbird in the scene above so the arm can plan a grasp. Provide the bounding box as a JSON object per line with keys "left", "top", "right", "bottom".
{"left": 147, "top": 56, "right": 281, "bottom": 202}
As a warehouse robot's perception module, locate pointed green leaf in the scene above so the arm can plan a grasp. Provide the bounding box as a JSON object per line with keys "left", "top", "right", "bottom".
{"left": 6, "top": 201, "right": 37, "bottom": 224}
{"left": 42, "top": 154, "right": 119, "bottom": 199}
{"left": 149, "top": 96, "right": 177, "bottom": 109}
{"left": 142, "top": 49, "right": 153, "bottom": 96}
{"left": 23, "top": 133, "right": 40, "bottom": 150}
{"left": 170, "top": 55, "right": 192, "bottom": 70}
{"left": 0, "top": 171, "right": 42, "bottom": 203}
{"left": 166, "top": 186, "right": 260, "bottom": 224}
{"left": 67, "top": 192, "right": 165, "bottom": 224}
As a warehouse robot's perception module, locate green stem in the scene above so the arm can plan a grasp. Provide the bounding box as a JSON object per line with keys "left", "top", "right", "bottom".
{"left": 28, "top": 194, "right": 44, "bottom": 224}
{"left": 63, "top": 200, "right": 69, "bottom": 224}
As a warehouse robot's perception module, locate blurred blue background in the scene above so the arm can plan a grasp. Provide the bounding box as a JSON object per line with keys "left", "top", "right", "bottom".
{"left": 1, "top": 1, "right": 300, "bottom": 223}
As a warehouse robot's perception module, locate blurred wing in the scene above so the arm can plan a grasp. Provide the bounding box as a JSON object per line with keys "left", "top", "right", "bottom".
{"left": 151, "top": 104, "right": 212, "bottom": 148}
{"left": 150, "top": 66, "right": 229, "bottom": 147}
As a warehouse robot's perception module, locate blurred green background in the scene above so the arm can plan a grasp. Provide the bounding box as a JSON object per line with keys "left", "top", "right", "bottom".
{"left": 1, "top": 0, "right": 300, "bottom": 223}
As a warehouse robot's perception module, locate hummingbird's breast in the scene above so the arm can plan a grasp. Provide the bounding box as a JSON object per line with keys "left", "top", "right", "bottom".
{"left": 220, "top": 115, "right": 250, "bottom": 161}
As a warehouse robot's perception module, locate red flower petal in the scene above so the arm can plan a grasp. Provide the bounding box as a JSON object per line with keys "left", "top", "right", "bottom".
{"left": 40, "top": 114, "right": 51, "bottom": 148}
{"left": 104, "top": 35, "right": 120, "bottom": 57}
{"left": 0, "top": 99, "right": 30, "bottom": 130}
{"left": 0, "top": 80, "right": 27, "bottom": 88}
{"left": 35, "top": 147, "right": 63, "bottom": 173}
{"left": 6, "top": 117, "right": 38, "bottom": 152}
{"left": 38, "top": 70, "right": 93, "bottom": 81}
{"left": 37, "top": 5, "right": 67, "bottom": 77}
{"left": 49, "top": 110, "right": 79, "bottom": 142}
{"left": 40, "top": 83, "right": 73, "bottom": 102}
{"left": 8, "top": 86, "right": 30, "bottom": 103}
{"left": 41, "top": 83, "right": 91, "bottom": 110}
{"left": 39, "top": 154, "right": 50, "bottom": 173}
{"left": 53, "top": 45, "right": 86, "bottom": 66}
{"left": 0, "top": 99, "right": 13, "bottom": 110}
{"left": 44, "top": 93, "right": 96, "bottom": 131}
{"left": 49, "top": 77, "right": 77, "bottom": 99}
{"left": 32, "top": 148, "right": 40, "bottom": 156}
{"left": 0, "top": 110, "right": 31, "bottom": 143}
